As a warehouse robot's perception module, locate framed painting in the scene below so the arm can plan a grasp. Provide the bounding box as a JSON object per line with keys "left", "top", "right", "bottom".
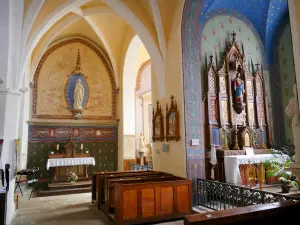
{"left": 152, "top": 101, "right": 164, "bottom": 142}
{"left": 166, "top": 96, "right": 180, "bottom": 141}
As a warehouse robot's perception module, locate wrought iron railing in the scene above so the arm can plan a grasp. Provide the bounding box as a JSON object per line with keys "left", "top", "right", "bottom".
{"left": 197, "top": 179, "right": 299, "bottom": 211}
{"left": 130, "top": 163, "right": 152, "bottom": 171}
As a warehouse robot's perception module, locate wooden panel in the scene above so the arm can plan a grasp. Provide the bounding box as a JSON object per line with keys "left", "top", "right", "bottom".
{"left": 160, "top": 186, "right": 174, "bottom": 215}
{"left": 124, "top": 159, "right": 136, "bottom": 171}
{"left": 176, "top": 185, "right": 190, "bottom": 213}
{"left": 141, "top": 188, "right": 155, "bottom": 218}
{"left": 123, "top": 190, "right": 138, "bottom": 220}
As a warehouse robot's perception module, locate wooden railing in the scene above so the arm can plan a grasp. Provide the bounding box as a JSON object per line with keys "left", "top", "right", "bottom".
{"left": 184, "top": 200, "right": 300, "bottom": 225}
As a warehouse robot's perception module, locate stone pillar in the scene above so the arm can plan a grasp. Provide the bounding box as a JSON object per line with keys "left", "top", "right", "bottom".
{"left": 288, "top": 0, "right": 300, "bottom": 186}
{"left": 0, "top": 0, "right": 24, "bottom": 223}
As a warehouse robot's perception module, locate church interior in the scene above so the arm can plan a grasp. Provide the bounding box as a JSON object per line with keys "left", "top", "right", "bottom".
{"left": 1, "top": 0, "right": 300, "bottom": 225}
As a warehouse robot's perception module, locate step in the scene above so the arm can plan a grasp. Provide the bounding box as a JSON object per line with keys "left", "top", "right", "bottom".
{"left": 48, "top": 181, "right": 92, "bottom": 190}
{"left": 39, "top": 187, "right": 91, "bottom": 197}
{"left": 50, "top": 177, "right": 90, "bottom": 183}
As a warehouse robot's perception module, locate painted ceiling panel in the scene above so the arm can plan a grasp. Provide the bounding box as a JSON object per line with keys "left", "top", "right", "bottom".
{"left": 200, "top": 0, "right": 288, "bottom": 47}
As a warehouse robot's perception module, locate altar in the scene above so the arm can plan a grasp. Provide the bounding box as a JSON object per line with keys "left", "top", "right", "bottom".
{"left": 203, "top": 32, "right": 272, "bottom": 182}
{"left": 47, "top": 137, "right": 95, "bottom": 180}
{"left": 224, "top": 154, "right": 276, "bottom": 184}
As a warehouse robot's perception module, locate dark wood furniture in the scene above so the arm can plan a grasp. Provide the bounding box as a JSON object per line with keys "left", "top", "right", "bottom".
{"left": 92, "top": 171, "right": 162, "bottom": 206}
{"left": 123, "top": 159, "right": 136, "bottom": 171}
{"left": 184, "top": 200, "right": 300, "bottom": 225}
{"left": 104, "top": 174, "right": 177, "bottom": 216}
{"left": 0, "top": 192, "right": 6, "bottom": 225}
{"left": 113, "top": 178, "right": 192, "bottom": 225}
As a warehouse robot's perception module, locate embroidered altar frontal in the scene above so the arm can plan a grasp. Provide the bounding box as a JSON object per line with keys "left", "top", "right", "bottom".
{"left": 27, "top": 125, "right": 118, "bottom": 183}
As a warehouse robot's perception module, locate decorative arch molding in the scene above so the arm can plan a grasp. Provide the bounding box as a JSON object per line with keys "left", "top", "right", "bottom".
{"left": 32, "top": 36, "right": 116, "bottom": 120}
{"left": 135, "top": 59, "right": 151, "bottom": 92}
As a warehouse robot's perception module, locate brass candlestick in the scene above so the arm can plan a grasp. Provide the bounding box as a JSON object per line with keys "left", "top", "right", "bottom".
{"left": 232, "top": 128, "right": 240, "bottom": 150}
{"left": 222, "top": 126, "right": 229, "bottom": 150}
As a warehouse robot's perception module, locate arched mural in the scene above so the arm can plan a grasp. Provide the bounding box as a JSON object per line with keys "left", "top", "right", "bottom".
{"left": 32, "top": 37, "right": 116, "bottom": 120}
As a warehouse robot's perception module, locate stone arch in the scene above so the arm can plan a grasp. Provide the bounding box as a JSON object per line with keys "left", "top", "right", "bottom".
{"left": 32, "top": 36, "right": 116, "bottom": 120}
{"left": 135, "top": 59, "right": 151, "bottom": 92}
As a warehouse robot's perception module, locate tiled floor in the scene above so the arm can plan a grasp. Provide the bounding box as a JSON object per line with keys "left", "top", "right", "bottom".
{"left": 11, "top": 186, "right": 184, "bottom": 225}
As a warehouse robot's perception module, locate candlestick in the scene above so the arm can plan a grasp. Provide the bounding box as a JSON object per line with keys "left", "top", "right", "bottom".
{"left": 56, "top": 144, "right": 59, "bottom": 150}
{"left": 81, "top": 143, "right": 83, "bottom": 150}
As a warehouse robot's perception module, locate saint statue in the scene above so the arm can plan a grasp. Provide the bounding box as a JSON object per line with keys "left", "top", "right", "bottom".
{"left": 233, "top": 69, "right": 245, "bottom": 104}
{"left": 73, "top": 79, "right": 84, "bottom": 110}
{"left": 139, "top": 133, "right": 145, "bottom": 150}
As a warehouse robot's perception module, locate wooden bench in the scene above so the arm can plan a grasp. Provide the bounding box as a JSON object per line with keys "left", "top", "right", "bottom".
{"left": 104, "top": 174, "right": 178, "bottom": 215}
{"left": 184, "top": 200, "right": 300, "bottom": 225}
{"left": 92, "top": 171, "right": 152, "bottom": 203}
{"left": 111, "top": 178, "right": 192, "bottom": 225}
{"left": 94, "top": 171, "right": 168, "bottom": 208}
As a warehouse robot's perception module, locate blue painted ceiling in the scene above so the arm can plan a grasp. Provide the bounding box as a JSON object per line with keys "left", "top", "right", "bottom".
{"left": 200, "top": 0, "right": 289, "bottom": 63}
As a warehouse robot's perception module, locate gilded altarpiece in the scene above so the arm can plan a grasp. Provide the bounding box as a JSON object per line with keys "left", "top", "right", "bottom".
{"left": 203, "top": 34, "right": 270, "bottom": 181}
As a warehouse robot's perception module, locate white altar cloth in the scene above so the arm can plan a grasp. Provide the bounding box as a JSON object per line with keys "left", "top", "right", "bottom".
{"left": 224, "top": 154, "right": 278, "bottom": 184}
{"left": 46, "top": 157, "right": 95, "bottom": 170}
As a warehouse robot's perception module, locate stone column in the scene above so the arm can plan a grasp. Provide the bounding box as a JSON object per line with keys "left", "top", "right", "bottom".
{"left": 0, "top": 0, "right": 24, "bottom": 224}
{"left": 288, "top": 0, "right": 300, "bottom": 186}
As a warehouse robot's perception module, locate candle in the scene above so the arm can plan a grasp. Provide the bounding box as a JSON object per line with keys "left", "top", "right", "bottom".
{"left": 210, "top": 144, "right": 217, "bottom": 163}
{"left": 81, "top": 144, "right": 83, "bottom": 150}
{"left": 56, "top": 144, "right": 59, "bottom": 150}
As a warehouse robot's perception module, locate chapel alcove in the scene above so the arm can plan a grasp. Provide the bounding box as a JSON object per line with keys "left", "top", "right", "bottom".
{"left": 27, "top": 36, "right": 118, "bottom": 182}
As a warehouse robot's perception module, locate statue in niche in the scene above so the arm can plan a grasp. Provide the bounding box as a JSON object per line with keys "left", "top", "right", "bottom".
{"left": 73, "top": 79, "right": 85, "bottom": 111}
{"left": 232, "top": 65, "right": 245, "bottom": 113}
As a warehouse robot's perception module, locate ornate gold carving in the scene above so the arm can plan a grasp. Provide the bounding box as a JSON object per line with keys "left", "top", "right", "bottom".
{"left": 248, "top": 103, "right": 254, "bottom": 123}
{"left": 247, "top": 80, "right": 253, "bottom": 97}
{"left": 244, "top": 133, "right": 250, "bottom": 147}
{"left": 220, "top": 76, "right": 227, "bottom": 93}
{"left": 73, "top": 49, "right": 83, "bottom": 75}
{"left": 210, "top": 100, "right": 218, "bottom": 120}
{"left": 221, "top": 101, "right": 228, "bottom": 122}
{"left": 209, "top": 72, "right": 216, "bottom": 93}
{"left": 166, "top": 95, "right": 180, "bottom": 141}
{"left": 256, "top": 79, "right": 263, "bottom": 98}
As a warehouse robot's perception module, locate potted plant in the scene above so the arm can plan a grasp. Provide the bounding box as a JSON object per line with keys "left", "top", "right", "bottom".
{"left": 67, "top": 172, "right": 78, "bottom": 184}
{"left": 278, "top": 176, "right": 298, "bottom": 193}
{"left": 266, "top": 157, "right": 298, "bottom": 193}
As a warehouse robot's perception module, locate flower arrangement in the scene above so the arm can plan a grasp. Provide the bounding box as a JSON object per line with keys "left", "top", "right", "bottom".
{"left": 67, "top": 172, "right": 78, "bottom": 183}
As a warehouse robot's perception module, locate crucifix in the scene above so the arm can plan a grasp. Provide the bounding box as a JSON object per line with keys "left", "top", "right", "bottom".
{"left": 231, "top": 31, "right": 237, "bottom": 43}
{"left": 255, "top": 62, "right": 260, "bottom": 72}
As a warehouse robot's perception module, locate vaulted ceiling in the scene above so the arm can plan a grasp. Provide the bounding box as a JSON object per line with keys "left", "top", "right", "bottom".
{"left": 22, "top": 0, "right": 180, "bottom": 97}
{"left": 199, "top": 0, "right": 289, "bottom": 63}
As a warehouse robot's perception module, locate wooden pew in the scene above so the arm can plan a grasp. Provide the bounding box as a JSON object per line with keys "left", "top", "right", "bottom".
{"left": 184, "top": 200, "right": 300, "bottom": 225}
{"left": 96, "top": 171, "right": 168, "bottom": 208}
{"left": 112, "top": 178, "right": 192, "bottom": 225}
{"left": 105, "top": 174, "right": 177, "bottom": 215}
{"left": 92, "top": 171, "right": 153, "bottom": 203}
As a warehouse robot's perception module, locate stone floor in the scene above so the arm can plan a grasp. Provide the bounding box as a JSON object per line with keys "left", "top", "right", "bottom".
{"left": 11, "top": 185, "right": 184, "bottom": 225}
